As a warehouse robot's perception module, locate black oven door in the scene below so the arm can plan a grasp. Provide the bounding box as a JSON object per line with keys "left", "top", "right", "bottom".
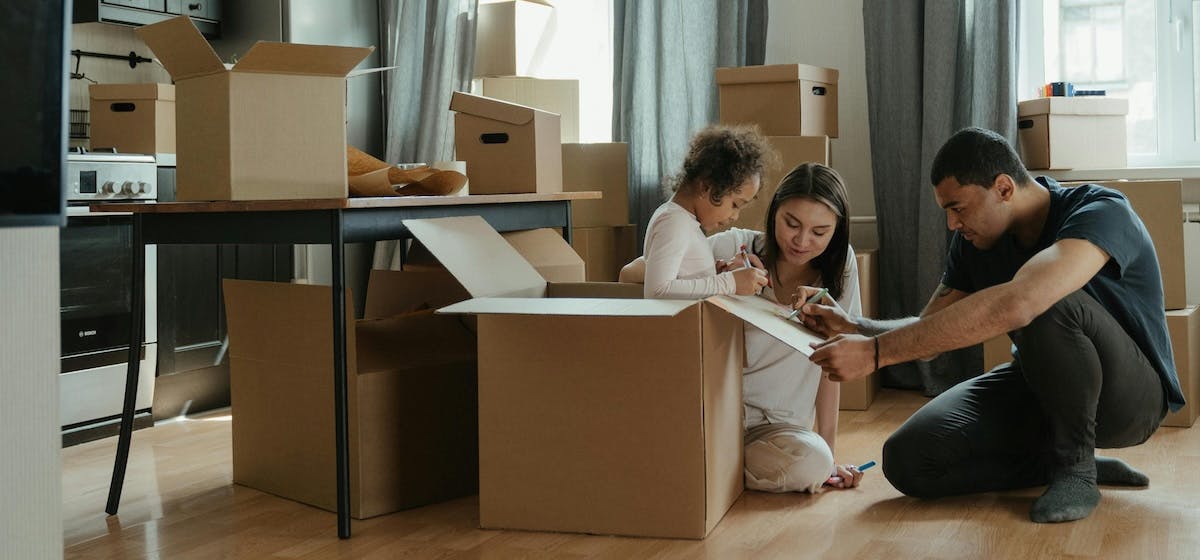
{"left": 60, "top": 210, "right": 132, "bottom": 358}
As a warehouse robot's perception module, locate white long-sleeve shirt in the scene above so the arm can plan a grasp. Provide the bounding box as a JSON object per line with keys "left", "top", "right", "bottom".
{"left": 707, "top": 228, "right": 862, "bottom": 430}
{"left": 642, "top": 201, "right": 737, "bottom": 299}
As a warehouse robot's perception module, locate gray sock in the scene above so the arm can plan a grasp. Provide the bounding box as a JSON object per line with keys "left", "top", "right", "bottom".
{"left": 1030, "top": 460, "right": 1100, "bottom": 523}
{"left": 1095, "top": 456, "right": 1149, "bottom": 486}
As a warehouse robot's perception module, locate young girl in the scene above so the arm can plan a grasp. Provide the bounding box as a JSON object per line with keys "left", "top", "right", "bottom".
{"left": 642, "top": 125, "right": 771, "bottom": 299}
{"left": 624, "top": 162, "right": 867, "bottom": 492}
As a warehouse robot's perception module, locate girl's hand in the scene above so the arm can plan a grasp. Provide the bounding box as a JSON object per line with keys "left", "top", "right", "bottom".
{"left": 825, "top": 463, "right": 865, "bottom": 489}
{"left": 732, "top": 266, "right": 769, "bottom": 295}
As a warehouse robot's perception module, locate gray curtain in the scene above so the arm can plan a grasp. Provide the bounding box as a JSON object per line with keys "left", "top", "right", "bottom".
{"left": 375, "top": 0, "right": 477, "bottom": 269}
{"left": 612, "top": 0, "right": 768, "bottom": 247}
{"left": 863, "top": 0, "right": 1017, "bottom": 395}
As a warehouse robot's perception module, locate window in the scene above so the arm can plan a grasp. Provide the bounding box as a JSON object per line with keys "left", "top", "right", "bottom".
{"left": 1019, "top": 0, "right": 1200, "bottom": 166}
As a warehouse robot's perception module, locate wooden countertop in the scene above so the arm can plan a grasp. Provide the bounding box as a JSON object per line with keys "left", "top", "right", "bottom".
{"left": 91, "top": 191, "right": 602, "bottom": 213}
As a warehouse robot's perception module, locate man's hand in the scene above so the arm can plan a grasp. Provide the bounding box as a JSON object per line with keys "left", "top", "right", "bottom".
{"left": 809, "top": 333, "right": 875, "bottom": 382}
{"left": 792, "top": 286, "right": 858, "bottom": 337}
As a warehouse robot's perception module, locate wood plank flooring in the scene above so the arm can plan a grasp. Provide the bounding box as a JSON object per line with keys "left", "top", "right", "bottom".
{"left": 63, "top": 389, "right": 1200, "bottom": 559}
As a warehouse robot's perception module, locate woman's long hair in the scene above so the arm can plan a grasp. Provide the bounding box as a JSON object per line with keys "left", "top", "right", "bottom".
{"left": 760, "top": 163, "right": 852, "bottom": 300}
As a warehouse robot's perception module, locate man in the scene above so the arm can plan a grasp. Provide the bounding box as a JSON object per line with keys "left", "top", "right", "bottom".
{"left": 796, "top": 127, "right": 1184, "bottom": 523}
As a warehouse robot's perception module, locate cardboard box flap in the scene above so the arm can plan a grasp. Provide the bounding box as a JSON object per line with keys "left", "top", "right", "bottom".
{"left": 234, "top": 42, "right": 374, "bottom": 77}
{"left": 355, "top": 310, "right": 476, "bottom": 375}
{"left": 364, "top": 269, "right": 470, "bottom": 319}
{"left": 450, "top": 91, "right": 550, "bottom": 126}
{"left": 705, "top": 295, "right": 823, "bottom": 356}
{"left": 501, "top": 229, "right": 584, "bottom": 278}
{"left": 716, "top": 63, "right": 839, "bottom": 85}
{"left": 89, "top": 83, "right": 175, "bottom": 101}
{"left": 1017, "top": 97, "right": 1129, "bottom": 117}
{"left": 439, "top": 297, "right": 693, "bottom": 317}
{"left": 136, "top": 16, "right": 226, "bottom": 80}
{"left": 404, "top": 216, "right": 546, "bottom": 298}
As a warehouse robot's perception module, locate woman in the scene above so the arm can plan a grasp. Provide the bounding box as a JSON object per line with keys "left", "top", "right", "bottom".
{"left": 621, "top": 162, "right": 867, "bottom": 492}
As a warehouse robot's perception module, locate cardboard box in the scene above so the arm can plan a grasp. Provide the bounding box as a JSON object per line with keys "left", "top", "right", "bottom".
{"left": 88, "top": 83, "right": 176, "bottom": 155}
{"left": 1186, "top": 219, "right": 1200, "bottom": 307}
{"left": 480, "top": 77, "right": 580, "bottom": 143}
{"left": 1163, "top": 306, "right": 1199, "bottom": 428}
{"left": 223, "top": 272, "right": 478, "bottom": 519}
{"left": 474, "top": 0, "right": 553, "bottom": 78}
{"left": 840, "top": 249, "right": 880, "bottom": 410}
{"left": 406, "top": 216, "right": 828, "bottom": 538}
{"left": 716, "top": 64, "right": 839, "bottom": 137}
{"left": 983, "top": 334, "right": 1014, "bottom": 371}
{"left": 1064, "top": 180, "right": 1187, "bottom": 309}
{"left": 451, "top": 91, "right": 562, "bottom": 195}
{"left": 137, "top": 16, "right": 373, "bottom": 201}
{"left": 1017, "top": 97, "right": 1128, "bottom": 170}
{"left": 726, "top": 136, "right": 830, "bottom": 232}
{"left": 571, "top": 225, "right": 637, "bottom": 282}
{"left": 562, "top": 143, "right": 630, "bottom": 227}
{"left": 406, "top": 228, "right": 584, "bottom": 283}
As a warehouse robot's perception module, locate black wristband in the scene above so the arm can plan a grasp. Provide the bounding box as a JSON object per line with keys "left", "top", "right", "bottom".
{"left": 873, "top": 336, "right": 880, "bottom": 372}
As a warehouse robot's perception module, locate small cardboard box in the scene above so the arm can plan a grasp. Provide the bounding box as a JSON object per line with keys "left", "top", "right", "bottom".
{"left": 408, "top": 216, "right": 828, "bottom": 538}
{"left": 474, "top": 0, "right": 554, "bottom": 78}
{"left": 571, "top": 225, "right": 637, "bottom": 282}
{"left": 1018, "top": 97, "right": 1128, "bottom": 170}
{"left": 223, "top": 272, "right": 479, "bottom": 519}
{"left": 137, "top": 16, "right": 373, "bottom": 201}
{"left": 1064, "top": 180, "right": 1187, "bottom": 309}
{"left": 451, "top": 92, "right": 563, "bottom": 195}
{"left": 727, "top": 136, "right": 830, "bottom": 232}
{"left": 480, "top": 77, "right": 580, "bottom": 143}
{"left": 716, "top": 64, "right": 839, "bottom": 137}
{"left": 88, "top": 83, "right": 176, "bottom": 155}
{"left": 840, "top": 249, "right": 880, "bottom": 410}
{"left": 562, "top": 142, "right": 630, "bottom": 227}
{"left": 1163, "top": 306, "right": 1199, "bottom": 428}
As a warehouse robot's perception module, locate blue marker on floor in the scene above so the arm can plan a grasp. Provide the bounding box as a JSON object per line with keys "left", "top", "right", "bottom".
{"left": 857, "top": 460, "right": 877, "bottom": 472}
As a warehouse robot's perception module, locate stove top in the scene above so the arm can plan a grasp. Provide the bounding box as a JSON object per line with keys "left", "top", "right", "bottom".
{"left": 67, "top": 147, "right": 156, "bottom": 165}
{"left": 66, "top": 147, "right": 157, "bottom": 202}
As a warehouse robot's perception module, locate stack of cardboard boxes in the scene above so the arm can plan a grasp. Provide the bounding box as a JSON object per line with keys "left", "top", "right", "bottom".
{"left": 981, "top": 179, "right": 1199, "bottom": 428}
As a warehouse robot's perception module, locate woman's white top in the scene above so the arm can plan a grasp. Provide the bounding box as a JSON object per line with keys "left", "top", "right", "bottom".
{"left": 642, "top": 201, "right": 737, "bottom": 299}
{"left": 707, "top": 228, "right": 862, "bottom": 430}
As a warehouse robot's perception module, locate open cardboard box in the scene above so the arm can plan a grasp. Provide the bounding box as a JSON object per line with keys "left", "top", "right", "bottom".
{"left": 405, "top": 216, "right": 825, "bottom": 539}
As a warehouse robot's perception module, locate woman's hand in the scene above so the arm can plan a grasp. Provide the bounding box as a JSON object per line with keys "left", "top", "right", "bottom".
{"left": 824, "top": 463, "right": 866, "bottom": 489}
{"left": 792, "top": 286, "right": 857, "bottom": 337}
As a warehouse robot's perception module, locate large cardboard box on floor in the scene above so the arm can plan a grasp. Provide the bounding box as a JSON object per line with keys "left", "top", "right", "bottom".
{"left": 1163, "top": 306, "right": 1199, "bottom": 428}
{"left": 840, "top": 249, "right": 880, "bottom": 410}
{"left": 1064, "top": 180, "right": 1187, "bottom": 309}
{"left": 562, "top": 143, "right": 630, "bottom": 227}
{"left": 223, "top": 272, "right": 478, "bottom": 519}
{"left": 716, "top": 64, "right": 839, "bottom": 137}
{"left": 480, "top": 77, "right": 580, "bottom": 143}
{"left": 571, "top": 225, "right": 637, "bottom": 282}
{"left": 451, "top": 92, "right": 562, "bottom": 195}
{"left": 88, "top": 83, "right": 176, "bottom": 155}
{"left": 137, "top": 16, "right": 372, "bottom": 201}
{"left": 407, "top": 216, "right": 828, "bottom": 538}
{"left": 1018, "top": 97, "right": 1128, "bottom": 170}
{"left": 474, "top": 0, "right": 553, "bottom": 78}
{"left": 727, "top": 136, "right": 830, "bottom": 232}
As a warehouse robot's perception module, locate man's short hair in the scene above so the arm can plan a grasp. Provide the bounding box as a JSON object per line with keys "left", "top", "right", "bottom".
{"left": 930, "top": 127, "right": 1033, "bottom": 188}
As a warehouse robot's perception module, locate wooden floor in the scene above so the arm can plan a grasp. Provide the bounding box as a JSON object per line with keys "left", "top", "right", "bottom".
{"left": 63, "top": 389, "right": 1200, "bottom": 559}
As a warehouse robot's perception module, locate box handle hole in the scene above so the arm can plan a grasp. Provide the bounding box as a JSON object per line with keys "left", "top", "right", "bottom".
{"left": 1018, "top": 119, "right": 1034, "bottom": 129}
{"left": 110, "top": 102, "right": 137, "bottom": 112}
{"left": 480, "top": 133, "right": 509, "bottom": 144}
{"left": 811, "top": 86, "right": 826, "bottom": 96}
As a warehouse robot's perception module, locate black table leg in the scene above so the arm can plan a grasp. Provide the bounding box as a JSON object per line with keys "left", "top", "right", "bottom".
{"left": 106, "top": 214, "right": 145, "bottom": 515}
{"left": 330, "top": 210, "right": 351, "bottom": 538}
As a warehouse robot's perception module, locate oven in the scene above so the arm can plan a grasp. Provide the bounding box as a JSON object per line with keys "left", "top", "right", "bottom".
{"left": 60, "top": 152, "right": 157, "bottom": 444}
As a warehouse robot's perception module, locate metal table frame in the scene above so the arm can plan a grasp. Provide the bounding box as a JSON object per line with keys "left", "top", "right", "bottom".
{"left": 102, "top": 197, "right": 578, "bottom": 539}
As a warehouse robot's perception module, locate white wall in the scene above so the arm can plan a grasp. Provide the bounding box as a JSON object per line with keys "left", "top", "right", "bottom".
{"left": 1, "top": 227, "right": 63, "bottom": 560}
{"left": 766, "top": 0, "right": 877, "bottom": 250}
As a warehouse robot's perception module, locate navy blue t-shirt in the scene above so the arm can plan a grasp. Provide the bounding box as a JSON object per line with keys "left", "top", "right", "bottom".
{"left": 941, "top": 176, "right": 1184, "bottom": 412}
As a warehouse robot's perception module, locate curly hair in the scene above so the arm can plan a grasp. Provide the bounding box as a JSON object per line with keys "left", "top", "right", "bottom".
{"left": 666, "top": 125, "right": 774, "bottom": 205}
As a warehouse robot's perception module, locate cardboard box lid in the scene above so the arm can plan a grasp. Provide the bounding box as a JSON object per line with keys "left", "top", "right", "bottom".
{"left": 450, "top": 91, "right": 555, "bottom": 126}
{"left": 89, "top": 83, "right": 175, "bottom": 101}
{"left": 1017, "top": 97, "right": 1129, "bottom": 117}
{"left": 136, "top": 16, "right": 228, "bottom": 80}
{"left": 233, "top": 41, "right": 374, "bottom": 77}
{"left": 404, "top": 216, "right": 547, "bottom": 298}
{"left": 500, "top": 228, "right": 585, "bottom": 281}
{"left": 440, "top": 296, "right": 693, "bottom": 317}
{"left": 705, "top": 295, "right": 823, "bottom": 357}
{"left": 716, "top": 63, "right": 839, "bottom": 85}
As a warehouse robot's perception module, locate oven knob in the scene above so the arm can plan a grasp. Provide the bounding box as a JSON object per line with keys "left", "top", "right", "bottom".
{"left": 136, "top": 181, "right": 151, "bottom": 194}
{"left": 120, "top": 181, "right": 135, "bottom": 195}
{"left": 101, "top": 181, "right": 117, "bottom": 194}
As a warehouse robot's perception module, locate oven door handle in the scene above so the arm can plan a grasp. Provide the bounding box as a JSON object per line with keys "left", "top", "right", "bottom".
{"left": 67, "top": 207, "right": 132, "bottom": 217}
